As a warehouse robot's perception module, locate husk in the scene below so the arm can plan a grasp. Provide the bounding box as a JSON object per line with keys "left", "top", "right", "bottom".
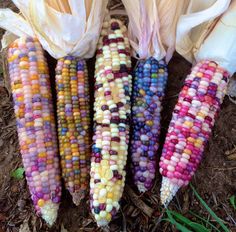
{"left": 176, "top": 0, "right": 231, "bottom": 63}
{"left": 0, "top": 0, "right": 108, "bottom": 59}
{"left": 157, "top": 0, "right": 189, "bottom": 62}
{"left": 196, "top": 0, "right": 236, "bottom": 75}
{"left": 122, "top": 0, "right": 165, "bottom": 60}
{"left": 122, "top": 0, "right": 189, "bottom": 62}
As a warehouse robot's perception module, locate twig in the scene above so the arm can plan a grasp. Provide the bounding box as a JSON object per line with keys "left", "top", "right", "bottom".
{"left": 222, "top": 204, "right": 236, "bottom": 226}
{"left": 121, "top": 209, "right": 127, "bottom": 232}
{"left": 164, "top": 94, "right": 179, "bottom": 100}
{"left": 110, "top": 3, "right": 123, "bottom": 10}
{"left": 102, "top": 225, "right": 110, "bottom": 232}
{"left": 109, "top": 9, "right": 127, "bottom": 16}
{"left": 204, "top": 166, "right": 236, "bottom": 171}
{"left": 125, "top": 185, "right": 154, "bottom": 217}
{"left": 225, "top": 146, "right": 236, "bottom": 156}
{"left": 151, "top": 210, "right": 165, "bottom": 232}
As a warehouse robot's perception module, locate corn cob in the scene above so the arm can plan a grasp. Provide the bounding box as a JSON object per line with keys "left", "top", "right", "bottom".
{"left": 131, "top": 58, "right": 168, "bottom": 192}
{"left": 90, "top": 19, "right": 132, "bottom": 227}
{"left": 55, "top": 57, "right": 90, "bottom": 205}
{"left": 7, "top": 37, "right": 61, "bottom": 225}
{"left": 159, "top": 60, "right": 229, "bottom": 206}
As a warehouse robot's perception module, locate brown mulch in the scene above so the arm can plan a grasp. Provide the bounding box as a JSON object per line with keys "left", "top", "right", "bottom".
{"left": 0, "top": 1, "right": 235, "bottom": 232}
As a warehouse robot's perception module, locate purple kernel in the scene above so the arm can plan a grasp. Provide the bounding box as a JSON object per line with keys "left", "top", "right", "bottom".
{"left": 101, "top": 105, "right": 108, "bottom": 111}
{"left": 109, "top": 150, "right": 118, "bottom": 155}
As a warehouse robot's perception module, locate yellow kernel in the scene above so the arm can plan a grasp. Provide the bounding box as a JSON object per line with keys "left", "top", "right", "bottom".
{"left": 18, "top": 96, "right": 24, "bottom": 102}
{"left": 64, "top": 60, "right": 71, "bottom": 65}
{"left": 146, "top": 120, "right": 153, "bottom": 126}
{"left": 183, "top": 149, "right": 192, "bottom": 155}
{"left": 197, "top": 112, "right": 205, "bottom": 118}
{"left": 38, "top": 152, "right": 46, "bottom": 158}
{"left": 47, "top": 159, "right": 53, "bottom": 164}
{"left": 98, "top": 197, "right": 106, "bottom": 204}
{"left": 45, "top": 142, "right": 53, "bottom": 147}
{"left": 196, "top": 72, "right": 203, "bottom": 77}
{"left": 74, "top": 180, "right": 80, "bottom": 185}
{"left": 65, "top": 155, "right": 72, "bottom": 160}
{"left": 107, "top": 192, "right": 113, "bottom": 198}
{"left": 194, "top": 143, "right": 202, "bottom": 148}
{"left": 71, "top": 144, "right": 78, "bottom": 148}
{"left": 37, "top": 199, "right": 45, "bottom": 207}
{"left": 139, "top": 89, "right": 145, "bottom": 95}
{"left": 184, "top": 121, "right": 193, "bottom": 127}
{"left": 196, "top": 139, "right": 203, "bottom": 144}
{"left": 26, "top": 122, "right": 34, "bottom": 127}
{"left": 80, "top": 155, "right": 86, "bottom": 160}
{"left": 71, "top": 148, "right": 78, "bottom": 153}
{"left": 43, "top": 116, "right": 51, "bottom": 121}
{"left": 31, "top": 75, "right": 38, "bottom": 80}
{"left": 187, "top": 137, "right": 195, "bottom": 143}
{"left": 101, "top": 160, "right": 109, "bottom": 166}
{"left": 106, "top": 213, "right": 111, "bottom": 221}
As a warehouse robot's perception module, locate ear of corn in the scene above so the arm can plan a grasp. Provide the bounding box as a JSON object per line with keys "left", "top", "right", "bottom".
{"left": 159, "top": 60, "right": 229, "bottom": 206}
{"left": 7, "top": 37, "right": 61, "bottom": 225}
{"left": 131, "top": 58, "right": 168, "bottom": 192}
{"left": 55, "top": 57, "right": 91, "bottom": 205}
{"left": 90, "top": 19, "right": 132, "bottom": 227}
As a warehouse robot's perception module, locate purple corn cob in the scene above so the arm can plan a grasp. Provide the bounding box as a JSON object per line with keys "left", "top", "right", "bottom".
{"left": 131, "top": 58, "right": 168, "bottom": 192}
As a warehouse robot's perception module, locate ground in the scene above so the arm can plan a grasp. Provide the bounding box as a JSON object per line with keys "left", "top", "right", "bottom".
{"left": 0, "top": 1, "right": 235, "bottom": 232}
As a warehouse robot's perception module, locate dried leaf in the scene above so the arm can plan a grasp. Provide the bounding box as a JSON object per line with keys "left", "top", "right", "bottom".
{"left": 125, "top": 185, "right": 154, "bottom": 217}
{"left": 19, "top": 220, "right": 30, "bottom": 232}
{"left": 61, "top": 224, "right": 69, "bottom": 232}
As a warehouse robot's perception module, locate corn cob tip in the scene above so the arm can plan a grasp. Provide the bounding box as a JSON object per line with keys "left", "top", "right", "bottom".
{"left": 137, "top": 184, "right": 147, "bottom": 193}
{"left": 160, "top": 177, "right": 180, "bottom": 207}
{"left": 96, "top": 219, "right": 110, "bottom": 227}
{"left": 40, "top": 201, "right": 59, "bottom": 226}
{"left": 71, "top": 191, "right": 86, "bottom": 206}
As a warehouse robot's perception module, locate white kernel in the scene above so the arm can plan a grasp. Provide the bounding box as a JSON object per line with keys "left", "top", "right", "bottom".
{"left": 140, "top": 135, "right": 149, "bottom": 141}
{"left": 110, "top": 165, "right": 118, "bottom": 170}
{"left": 99, "top": 189, "right": 107, "bottom": 197}
{"left": 113, "top": 202, "right": 119, "bottom": 208}
{"left": 94, "top": 173, "right": 100, "bottom": 179}
{"left": 95, "top": 214, "right": 100, "bottom": 221}
{"left": 93, "top": 200, "right": 99, "bottom": 207}
{"left": 106, "top": 204, "right": 113, "bottom": 212}
{"left": 167, "top": 165, "right": 175, "bottom": 172}
{"left": 101, "top": 178, "right": 107, "bottom": 184}
{"left": 100, "top": 211, "right": 107, "bottom": 218}
{"left": 171, "top": 156, "right": 179, "bottom": 162}
{"left": 143, "top": 171, "right": 149, "bottom": 178}
{"left": 180, "top": 157, "right": 188, "bottom": 164}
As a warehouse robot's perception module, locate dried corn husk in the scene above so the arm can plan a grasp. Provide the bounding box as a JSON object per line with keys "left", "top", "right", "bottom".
{"left": 176, "top": 0, "right": 231, "bottom": 63}
{"left": 122, "top": 0, "right": 189, "bottom": 61}
{"left": 0, "top": 0, "right": 108, "bottom": 59}
{"left": 196, "top": 0, "right": 236, "bottom": 75}
{"left": 157, "top": 0, "right": 189, "bottom": 62}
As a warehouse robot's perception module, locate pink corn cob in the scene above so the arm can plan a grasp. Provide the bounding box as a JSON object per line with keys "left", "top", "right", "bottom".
{"left": 159, "top": 60, "right": 229, "bottom": 206}
{"left": 7, "top": 37, "right": 61, "bottom": 225}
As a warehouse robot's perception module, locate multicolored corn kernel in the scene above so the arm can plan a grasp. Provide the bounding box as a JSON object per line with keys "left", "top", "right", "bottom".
{"left": 159, "top": 60, "right": 230, "bottom": 206}
{"left": 55, "top": 57, "right": 91, "bottom": 205}
{"left": 90, "top": 18, "right": 132, "bottom": 227}
{"left": 131, "top": 58, "right": 168, "bottom": 192}
{"left": 7, "top": 37, "right": 61, "bottom": 225}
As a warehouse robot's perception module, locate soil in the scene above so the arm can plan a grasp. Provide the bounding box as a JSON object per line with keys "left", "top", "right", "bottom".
{"left": 0, "top": 1, "right": 235, "bottom": 232}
